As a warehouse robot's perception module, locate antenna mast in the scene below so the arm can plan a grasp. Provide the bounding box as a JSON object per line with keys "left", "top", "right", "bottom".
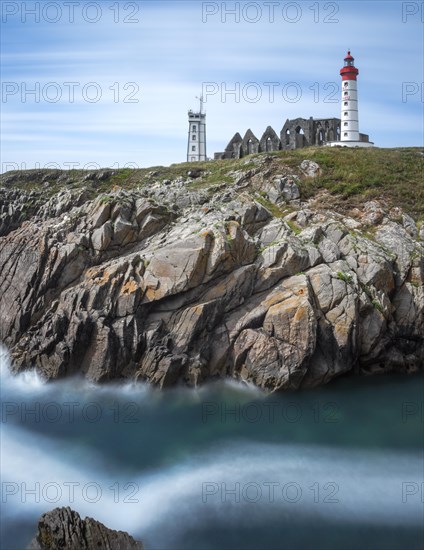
{"left": 196, "top": 94, "right": 204, "bottom": 115}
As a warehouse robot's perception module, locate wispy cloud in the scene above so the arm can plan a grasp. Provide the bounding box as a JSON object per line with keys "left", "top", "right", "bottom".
{"left": 1, "top": 0, "right": 423, "bottom": 170}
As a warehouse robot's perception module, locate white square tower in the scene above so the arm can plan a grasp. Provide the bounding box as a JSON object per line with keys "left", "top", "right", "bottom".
{"left": 187, "top": 96, "right": 207, "bottom": 162}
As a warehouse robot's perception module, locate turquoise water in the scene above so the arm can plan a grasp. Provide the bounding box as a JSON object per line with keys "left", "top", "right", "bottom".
{"left": 1, "top": 347, "right": 423, "bottom": 550}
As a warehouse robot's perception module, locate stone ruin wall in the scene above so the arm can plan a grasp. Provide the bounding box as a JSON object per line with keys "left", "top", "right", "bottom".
{"left": 214, "top": 117, "right": 342, "bottom": 159}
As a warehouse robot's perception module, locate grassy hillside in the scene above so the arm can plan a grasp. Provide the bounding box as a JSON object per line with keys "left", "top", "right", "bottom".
{"left": 279, "top": 146, "right": 424, "bottom": 217}
{"left": 2, "top": 147, "right": 423, "bottom": 219}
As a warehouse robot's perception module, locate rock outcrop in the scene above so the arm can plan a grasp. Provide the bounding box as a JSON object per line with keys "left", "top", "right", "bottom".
{"left": 1, "top": 156, "right": 423, "bottom": 391}
{"left": 28, "top": 507, "right": 143, "bottom": 550}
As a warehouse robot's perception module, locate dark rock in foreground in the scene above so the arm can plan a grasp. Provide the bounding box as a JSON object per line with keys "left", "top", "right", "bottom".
{"left": 28, "top": 506, "right": 143, "bottom": 550}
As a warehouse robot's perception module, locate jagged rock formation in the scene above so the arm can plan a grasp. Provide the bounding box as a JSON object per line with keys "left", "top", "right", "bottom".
{"left": 1, "top": 155, "right": 423, "bottom": 391}
{"left": 28, "top": 507, "right": 143, "bottom": 549}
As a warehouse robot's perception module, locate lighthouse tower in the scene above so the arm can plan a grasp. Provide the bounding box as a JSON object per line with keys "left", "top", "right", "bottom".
{"left": 340, "top": 51, "right": 360, "bottom": 142}
{"left": 187, "top": 96, "right": 207, "bottom": 162}
{"left": 328, "top": 51, "right": 373, "bottom": 148}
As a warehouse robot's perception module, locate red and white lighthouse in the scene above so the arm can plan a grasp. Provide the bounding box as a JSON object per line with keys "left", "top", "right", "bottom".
{"left": 328, "top": 51, "right": 373, "bottom": 147}
{"left": 340, "top": 51, "right": 360, "bottom": 142}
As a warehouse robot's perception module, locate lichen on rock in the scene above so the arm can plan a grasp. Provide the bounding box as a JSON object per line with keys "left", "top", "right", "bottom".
{"left": 1, "top": 155, "right": 423, "bottom": 391}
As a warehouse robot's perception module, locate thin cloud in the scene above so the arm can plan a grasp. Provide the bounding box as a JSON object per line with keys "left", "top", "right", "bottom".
{"left": 1, "top": 1, "right": 423, "bottom": 170}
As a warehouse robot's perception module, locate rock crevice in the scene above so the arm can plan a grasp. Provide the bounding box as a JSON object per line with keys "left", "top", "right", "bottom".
{"left": 1, "top": 162, "right": 423, "bottom": 391}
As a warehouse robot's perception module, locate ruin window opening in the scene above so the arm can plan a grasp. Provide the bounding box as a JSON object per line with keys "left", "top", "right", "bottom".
{"left": 266, "top": 137, "right": 272, "bottom": 152}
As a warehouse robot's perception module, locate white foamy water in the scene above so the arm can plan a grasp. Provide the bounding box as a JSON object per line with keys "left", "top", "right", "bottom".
{"left": 1, "top": 344, "right": 423, "bottom": 550}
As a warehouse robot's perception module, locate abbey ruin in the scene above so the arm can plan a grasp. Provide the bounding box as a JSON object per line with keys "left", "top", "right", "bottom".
{"left": 214, "top": 116, "right": 370, "bottom": 159}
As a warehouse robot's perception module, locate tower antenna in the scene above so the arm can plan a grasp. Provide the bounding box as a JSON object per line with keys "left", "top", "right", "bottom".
{"left": 195, "top": 94, "right": 204, "bottom": 115}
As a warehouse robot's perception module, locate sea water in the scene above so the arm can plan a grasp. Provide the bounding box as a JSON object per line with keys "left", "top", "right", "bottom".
{"left": 1, "top": 345, "right": 423, "bottom": 550}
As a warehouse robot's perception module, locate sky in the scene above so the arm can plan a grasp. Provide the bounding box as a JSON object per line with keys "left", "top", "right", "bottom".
{"left": 1, "top": 0, "right": 423, "bottom": 171}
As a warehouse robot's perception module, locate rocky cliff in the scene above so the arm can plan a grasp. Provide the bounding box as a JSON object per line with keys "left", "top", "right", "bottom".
{"left": 1, "top": 149, "right": 423, "bottom": 391}
{"left": 28, "top": 507, "right": 143, "bottom": 549}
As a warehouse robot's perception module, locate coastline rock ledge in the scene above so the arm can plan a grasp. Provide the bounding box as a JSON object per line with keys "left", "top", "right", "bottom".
{"left": 1, "top": 155, "right": 423, "bottom": 392}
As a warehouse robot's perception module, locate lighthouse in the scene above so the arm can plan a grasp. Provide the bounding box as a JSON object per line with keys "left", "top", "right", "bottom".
{"left": 340, "top": 51, "right": 360, "bottom": 142}
{"left": 328, "top": 51, "right": 373, "bottom": 147}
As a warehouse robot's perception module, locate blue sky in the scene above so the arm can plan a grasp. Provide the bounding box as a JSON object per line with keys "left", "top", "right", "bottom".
{"left": 1, "top": 0, "right": 423, "bottom": 170}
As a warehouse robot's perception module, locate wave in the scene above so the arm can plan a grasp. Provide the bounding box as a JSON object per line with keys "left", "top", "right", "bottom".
{"left": 2, "top": 421, "right": 423, "bottom": 541}
{"left": 1, "top": 344, "right": 423, "bottom": 550}
{"left": 0, "top": 343, "right": 262, "bottom": 401}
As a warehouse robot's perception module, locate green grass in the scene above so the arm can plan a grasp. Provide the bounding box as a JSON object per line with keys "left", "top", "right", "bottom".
{"left": 372, "top": 299, "right": 384, "bottom": 313}
{"left": 254, "top": 195, "right": 285, "bottom": 218}
{"left": 270, "top": 147, "right": 423, "bottom": 217}
{"left": 337, "top": 271, "right": 353, "bottom": 284}
{"left": 286, "top": 219, "right": 302, "bottom": 235}
{"left": 2, "top": 147, "right": 423, "bottom": 218}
